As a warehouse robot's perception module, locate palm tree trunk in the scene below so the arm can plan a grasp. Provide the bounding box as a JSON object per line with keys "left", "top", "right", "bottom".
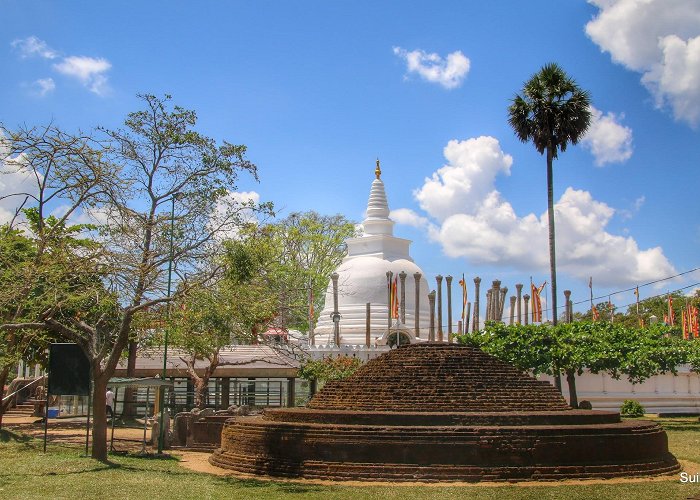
{"left": 546, "top": 145, "right": 562, "bottom": 393}
{"left": 546, "top": 145, "right": 558, "bottom": 326}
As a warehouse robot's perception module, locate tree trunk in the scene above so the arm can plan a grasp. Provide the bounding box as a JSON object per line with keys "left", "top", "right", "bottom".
{"left": 194, "top": 377, "right": 209, "bottom": 409}
{"left": 546, "top": 145, "right": 558, "bottom": 326}
{"left": 546, "top": 146, "right": 563, "bottom": 393}
{"left": 91, "top": 373, "right": 109, "bottom": 461}
{"left": 122, "top": 342, "right": 138, "bottom": 418}
{"left": 566, "top": 369, "right": 578, "bottom": 409}
{"left": 0, "top": 365, "right": 10, "bottom": 430}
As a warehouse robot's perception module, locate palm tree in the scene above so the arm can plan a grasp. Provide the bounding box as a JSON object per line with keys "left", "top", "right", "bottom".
{"left": 508, "top": 63, "right": 591, "bottom": 329}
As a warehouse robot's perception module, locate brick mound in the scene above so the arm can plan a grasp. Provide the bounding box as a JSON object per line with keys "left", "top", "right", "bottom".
{"left": 210, "top": 343, "right": 680, "bottom": 482}
{"left": 309, "top": 343, "right": 570, "bottom": 412}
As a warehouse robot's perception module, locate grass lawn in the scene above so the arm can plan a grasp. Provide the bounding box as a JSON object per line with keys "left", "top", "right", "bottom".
{"left": 1, "top": 418, "right": 700, "bottom": 500}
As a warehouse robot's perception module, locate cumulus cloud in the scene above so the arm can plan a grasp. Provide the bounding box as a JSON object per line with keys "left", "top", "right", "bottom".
{"left": 581, "top": 106, "right": 633, "bottom": 165}
{"left": 586, "top": 0, "right": 700, "bottom": 126}
{"left": 32, "top": 77, "right": 55, "bottom": 97}
{"left": 210, "top": 190, "right": 262, "bottom": 241}
{"left": 414, "top": 136, "right": 513, "bottom": 221}
{"left": 394, "top": 136, "right": 676, "bottom": 286}
{"left": 393, "top": 47, "right": 470, "bottom": 89}
{"left": 54, "top": 56, "right": 111, "bottom": 96}
{"left": 10, "top": 36, "right": 113, "bottom": 97}
{"left": 11, "top": 36, "right": 58, "bottom": 59}
{"left": 0, "top": 138, "right": 38, "bottom": 225}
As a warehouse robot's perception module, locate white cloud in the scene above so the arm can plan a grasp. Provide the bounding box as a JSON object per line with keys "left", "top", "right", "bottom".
{"left": 581, "top": 106, "right": 633, "bottom": 165}
{"left": 390, "top": 208, "right": 431, "bottom": 229}
{"left": 10, "top": 36, "right": 113, "bottom": 97}
{"left": 393, "top": 47, "right": 470, "bottom": 89}
{"left": 210, "top": 190, "right": 261, "bottom": 241}
{"left": 11, "top": 36, "right": 58, "bottom": 59}
{"left": 54, "top": 56, "right": 111, "bottom": 96}
{"left": 586, "top": 0, "right": 700, "bottom": 126}
{"left": 618, "top": 195, "right": 645, "bottom": 220}
{"left": 32, "top": 77, "right": 55, "bottom": 97}
{"left": 395, "top": 136, "right": 676, "bottom": 286}
{"left": 0, "top": 138, "right": 38, "bottom": 226}
{"left": 414, "top": 136, "right": 513, "bottom": 221}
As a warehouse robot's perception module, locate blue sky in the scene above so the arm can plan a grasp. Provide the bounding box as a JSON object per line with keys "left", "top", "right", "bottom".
{"left": 1, "top": 0, "right": 699, "bottom": 320}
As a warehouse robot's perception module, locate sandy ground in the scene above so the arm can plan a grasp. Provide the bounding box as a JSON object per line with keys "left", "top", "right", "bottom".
{"left": 2, "top": 414, "right": 157, "bottom": 453}
{"left": 4, "top": 414, "right": 699, "bottom": 487}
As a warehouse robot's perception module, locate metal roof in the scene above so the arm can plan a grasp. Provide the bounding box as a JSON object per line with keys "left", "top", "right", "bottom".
{"left": 114, "top": 344, "right": 301, "bottom": 378}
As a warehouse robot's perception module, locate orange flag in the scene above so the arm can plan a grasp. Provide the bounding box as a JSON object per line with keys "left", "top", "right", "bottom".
{"left": 458, "top": 274, "right": 467, "bottom": 324}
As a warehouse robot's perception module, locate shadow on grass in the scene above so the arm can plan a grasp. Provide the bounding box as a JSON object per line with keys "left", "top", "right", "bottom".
{"left": 0, "top": 429, "right": 32, "bottom": 443}
{"left": 213, "top": 475, "right": 326, "bottom": 494}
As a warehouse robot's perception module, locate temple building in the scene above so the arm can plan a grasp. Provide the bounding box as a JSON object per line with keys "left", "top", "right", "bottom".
{"left": 313, "top": 161, "right": 431, "bottom": 347}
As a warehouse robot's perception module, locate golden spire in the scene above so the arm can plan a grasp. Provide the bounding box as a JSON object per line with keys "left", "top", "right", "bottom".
{"left": 375, "top": 158, "right": 381, "bottom": 179}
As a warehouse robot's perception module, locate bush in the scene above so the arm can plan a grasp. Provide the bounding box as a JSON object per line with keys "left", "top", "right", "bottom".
{"left": 620, "top": 399, "right": 645, "bottom": 417}
{"left": 578, "top": 400, "right": 592, "bottom": 410}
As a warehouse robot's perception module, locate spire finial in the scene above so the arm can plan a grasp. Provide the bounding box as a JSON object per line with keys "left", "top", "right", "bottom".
{"left": 375, "top": 158, "right": 381, "bottom": 179}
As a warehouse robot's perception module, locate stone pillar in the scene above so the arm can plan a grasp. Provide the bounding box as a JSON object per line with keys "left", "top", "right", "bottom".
{"left": 386, "top": 271, "right": 393, "bottom": 330}
{"left": 446, "top": 275, "right": 453, "bottom": 343}
{"left": 516, "top": 283, "right": 523, "bottom": 324}
{"left": 486, "top": 289, "right": 492, "bottom": 322}
{"left": 473, "top": 277, "right": 481, "bottom": 332}
{"left": 523, "top": 294, "right": 530, "bottom": 325}
{"left": 331, "top": 272, "right": 340, "bottom": 346}
{"left": 436, "top": 275, "right": 443, "bottom": 342}
{"left": 465, "top": 303, "right": 471, "bottom": 334}
{"left": 286, "top": 378, "right": 295, "bottom": 407}
{"left": 365, "top": 303, "right": 371, "bottom": 347}
{"left": 564, "top": 290, "right": 572, "bottom": 323}
{"left": 457, "top": 320, "right": 462, "bottom": 339}
{"left": 428, "top": 291, "right": 436, "bottom": 342}
{"left": 221, "top": 377, "right": 230, "bottom": 409}
{"left": 308, "top": 283, "right": 315, "bottom": 346}
{"left": 500, "top": 287, "right": 508, "bottom": 322}
{"left": 399, "top": 271, "right": 407, "bottom": 325}
{"left": 509, "top": 296, "right": 516, "bottom": 325}
{"left": 492, "top": 280, "right": 501, "bottom": 321}
{"left": 414, "top": 272, "right": 421, "bottom": 338}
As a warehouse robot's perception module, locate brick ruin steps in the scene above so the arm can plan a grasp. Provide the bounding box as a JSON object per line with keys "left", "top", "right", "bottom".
{"left": 308, "top": 344, "right": 570, "bottom": 412}
{"left": 210, "top": 343, "right": 680, "bottom": 482}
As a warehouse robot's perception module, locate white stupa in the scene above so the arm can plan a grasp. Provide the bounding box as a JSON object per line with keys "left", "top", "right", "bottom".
{"left": 314, "top": 161, "right": 431, "bottom": 346}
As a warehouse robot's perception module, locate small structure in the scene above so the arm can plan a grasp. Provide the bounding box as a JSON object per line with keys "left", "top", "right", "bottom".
{"left": 211, "top": 343, "right": 679, "bottom": 482}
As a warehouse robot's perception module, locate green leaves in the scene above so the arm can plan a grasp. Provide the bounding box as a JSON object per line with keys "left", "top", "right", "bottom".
{"left": 456, "top": 321, "right": 696, "bottom": 383}
{"left": 508, "top": 63, "right": 591, "bottom": 157}
{"left": 299, "top": 356, "right": 363, "bottom": 382}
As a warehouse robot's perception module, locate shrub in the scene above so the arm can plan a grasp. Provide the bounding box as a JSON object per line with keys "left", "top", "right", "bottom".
{"left": 620, "top": 399, "right": 645, "bottom": 417}
{"left": 578, "top": 400, "right": 592, "bottom": 410}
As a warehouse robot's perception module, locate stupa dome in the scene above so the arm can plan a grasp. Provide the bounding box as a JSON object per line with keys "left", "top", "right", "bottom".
{"left": 314, "top": 161, "right": 431, "bottom": 345}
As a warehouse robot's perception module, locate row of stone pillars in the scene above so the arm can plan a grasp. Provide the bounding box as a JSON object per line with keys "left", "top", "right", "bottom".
{"left": 318, "top": 273, "right": 577, "bottom": 347}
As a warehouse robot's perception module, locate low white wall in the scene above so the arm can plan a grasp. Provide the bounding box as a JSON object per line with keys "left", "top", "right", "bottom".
{"left": 540, "top": 365, "right": 700, "bottom": 414}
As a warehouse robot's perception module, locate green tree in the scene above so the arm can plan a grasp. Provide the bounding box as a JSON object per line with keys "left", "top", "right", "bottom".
{"left": 268, "top": 212, "right": 357, "bottom": 331}
{"left": 299, "top": 356, "right": 363, "bottom": 383}
{"left": 508, "top": 64, "right": 591, "bottom": 329}
{"left": 100, "top": 94, "right": 271, "bottom": 418}
{"left": 0, "top": 122, "right": 118, "bottom": 429}
{"left": 167, "top": 284, "right": 237, "bottom": 409}
{"left": 1, "top": 95, "right": 269, "bottom": 461}
{"left": 458, "top": 321, "right": 691, "bottom": 408}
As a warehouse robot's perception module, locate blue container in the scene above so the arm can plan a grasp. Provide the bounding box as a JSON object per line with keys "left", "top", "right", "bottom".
{"left": 47, "top": 408, "right": 59, "bottom": 418}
